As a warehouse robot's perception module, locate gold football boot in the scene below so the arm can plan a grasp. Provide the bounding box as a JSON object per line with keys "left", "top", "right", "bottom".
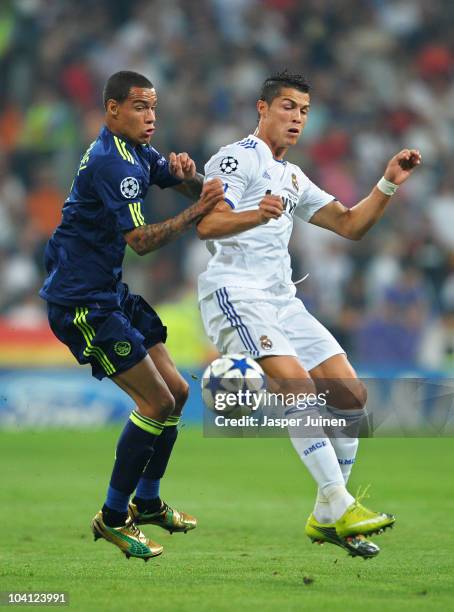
{"left": 129, "top": 500, "right": 197, "bottom": 534}
{"left": 91, "top": 511, "right": 163, "bottom": 561}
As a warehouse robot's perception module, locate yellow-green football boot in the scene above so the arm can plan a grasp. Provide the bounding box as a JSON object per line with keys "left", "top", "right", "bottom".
{"left": 128, "top": 500, "right": 197, "bottom": 534}
{"left": 305, "top": 513, "right": 380, "bottom": 559}
{"left": 335, "top": 501, "right": 395, "bottom": 538}
{"left": 91, "top": 511, "right": 163, "bottom": 561}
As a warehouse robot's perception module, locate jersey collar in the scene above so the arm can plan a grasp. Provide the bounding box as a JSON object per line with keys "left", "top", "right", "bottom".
{"left": 102, "top": 125, "right": 140, "bottom": 165}
{"left": 102, "top": 125, "right": 141, "bottom": 149}
{"left": 247, "top": 134, "right": 287, "bottom": 165}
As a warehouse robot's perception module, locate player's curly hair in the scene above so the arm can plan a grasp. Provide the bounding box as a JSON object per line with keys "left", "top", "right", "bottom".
{"left": 259, "top": 71, "right": 310, "bottom": 104}
{"left": 103, "top": 71, "right": 153, "bottom": 108}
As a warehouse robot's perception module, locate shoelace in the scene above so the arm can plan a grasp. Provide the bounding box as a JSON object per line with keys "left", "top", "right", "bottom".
{"left": 355, "top": 484, "right": 371, "bottom": 504}
{"left": 352, "top": 484, "right": 373, "bottom": 517}
{"left": 293, "top": 273, "right": 310, "bottom": 286}
{"left": 124, "top": 520, "right": 141, "bottom": 538}
{"left": 161, "top": 502, "right": 182, "bottom": 523}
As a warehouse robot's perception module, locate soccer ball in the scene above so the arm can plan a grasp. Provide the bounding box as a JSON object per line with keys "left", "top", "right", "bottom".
{"left": 201, "top": 353, "right": 266, "bottom": 415}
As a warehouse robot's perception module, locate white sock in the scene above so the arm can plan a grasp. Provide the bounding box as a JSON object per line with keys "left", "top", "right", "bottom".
{"left": 313, "top": 407, "right": 362, "bottom": 522}
{"left": 313, "top": 488, "right": 333, "bottom": 524}
{"left": 288, "top": 405, "right": 353, "bottom": 522}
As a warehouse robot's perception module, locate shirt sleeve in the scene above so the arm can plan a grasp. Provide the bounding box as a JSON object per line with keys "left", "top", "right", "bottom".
{"left": 204, "top": 145, "right": 256, "bottom": 209}
{"left": 295, "top": 176, "right": 335, "bottom": 222}
{"left": 93, "top": 160, "right": 147, "bottom": 232}
{"left": 149, "top": 146, "right": 182, "bottom": 189}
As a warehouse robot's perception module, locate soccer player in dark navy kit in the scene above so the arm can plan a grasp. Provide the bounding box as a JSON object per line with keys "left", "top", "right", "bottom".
{"left": 40, "top": 71, "right": 224, "bottom": 561}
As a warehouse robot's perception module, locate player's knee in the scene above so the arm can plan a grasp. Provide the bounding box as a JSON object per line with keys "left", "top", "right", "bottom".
{"left": 138, "top": 392, "right": 175, "bottom": 421}
{"left": 172, "top": 380, "right": 189, "bottom": 414}
{"left": 333, "top": 380, "right": 368, "bottom": 410}
{"left": 356, "top": 382, "right": 368, "bottom": 409}
{"left": 273, "top": 377, "right": 318, "bottom": 398}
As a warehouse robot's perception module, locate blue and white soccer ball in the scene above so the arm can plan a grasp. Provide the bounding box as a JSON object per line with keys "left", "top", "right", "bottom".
{"left": 201, "top": 353, "right": 266, "bottom": 415}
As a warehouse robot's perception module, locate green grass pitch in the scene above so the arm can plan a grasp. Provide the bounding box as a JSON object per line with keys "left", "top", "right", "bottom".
{"left": 1, "top": 427, "right": 453, "bottom": 611}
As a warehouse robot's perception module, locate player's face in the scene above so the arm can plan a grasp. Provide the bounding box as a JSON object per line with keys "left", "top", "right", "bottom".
{"left": 258, "top": 88, "right": 310, "bottom": 149}
{"left": 109, "top": 87, "right": 158, "bottom": 145}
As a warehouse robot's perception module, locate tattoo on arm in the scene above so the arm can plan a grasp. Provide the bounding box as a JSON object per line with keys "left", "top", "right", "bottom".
{"left": 127, "top": 204, "right": 202, "bottom": 255}
{"left": 173, "top": 173, "right": 204, "bottom": 199}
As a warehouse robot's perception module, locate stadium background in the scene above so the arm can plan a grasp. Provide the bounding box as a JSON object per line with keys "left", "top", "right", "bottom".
{"left": 1, "top": 2, "right": 454, "bottom": 610}
{"left": 0, "top": 0, "right": 453, "bottom": 426}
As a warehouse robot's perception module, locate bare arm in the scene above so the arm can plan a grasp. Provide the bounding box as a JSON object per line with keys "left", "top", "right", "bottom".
{"left": 197, "top": 194, "right": 284, "bottom": 239}
{"left": 309, "top": 148, "right": 422, "bottom": 240}
{"left": 167, "top": 151, "right": 203, "bottom": 199}
{"left": 125, "top": 179, "right": 224, "bottom": 255}
{"left": 309, "top": 189, "right": 391, "bottom": 241}
{"left": 173, "top": 172, "right": 204, "bottom": 199}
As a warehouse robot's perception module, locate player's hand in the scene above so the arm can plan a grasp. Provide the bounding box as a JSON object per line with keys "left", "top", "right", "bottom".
{"left": 257, "top": 192, "right": 284, "bottom": 224}
{"left": 196, "top": 179, "right": 225, "bottom": 215}
{"left": 169, "top": 151, "right": 197, "bottom": 180}
{"left": 383, "top": 149, "right": 422, "bottom": 185}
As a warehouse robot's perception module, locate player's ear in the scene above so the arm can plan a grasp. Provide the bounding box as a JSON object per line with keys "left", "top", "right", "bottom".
{"left": 257, "top": 99, "right": 268, "bottom": 120}
{"left": 106, "top": 99, "right": 119, "bottom": 117}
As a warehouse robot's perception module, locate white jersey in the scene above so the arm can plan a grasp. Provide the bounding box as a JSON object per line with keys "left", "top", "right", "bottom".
{"left": 198, "top": 134, "right": 334, "bottom": 299}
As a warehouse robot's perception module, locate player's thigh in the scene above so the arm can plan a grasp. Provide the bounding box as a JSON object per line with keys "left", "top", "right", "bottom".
{"left": 200, "top": 288, "right": 297, "bottom": 360}
{"left": 112, "top": 354, "right": 175, "bottom": 420}
{"left": 258, "top": 354, "right": 316, "bottom": 396}
{"left": 147, "top": 343, "right": 189, "bottom": 415}
{"left": 309, "top": 353, "right": 367, "bottom": 410}
{"left": 47, "top": 301, "right": 174, "bottom": 419}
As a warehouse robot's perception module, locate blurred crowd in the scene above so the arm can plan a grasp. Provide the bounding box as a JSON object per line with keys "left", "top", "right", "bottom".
{"left": 0, "top": 0, "right": 453, "bottom": 370}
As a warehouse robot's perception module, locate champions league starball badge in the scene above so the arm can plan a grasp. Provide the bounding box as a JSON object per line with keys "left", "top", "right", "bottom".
{"left": 120, "top": 176, "right": 140, "bottom": 198}
{"left": 220, "top": 157, "right": 239, "bottom": 174}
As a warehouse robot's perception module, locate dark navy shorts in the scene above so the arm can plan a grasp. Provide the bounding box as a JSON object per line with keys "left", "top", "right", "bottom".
{"left": 47, "top": 289, "right": 167, "bottom": 380}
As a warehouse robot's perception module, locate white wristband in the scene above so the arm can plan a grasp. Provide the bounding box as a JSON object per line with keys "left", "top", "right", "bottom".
{"left": 377, "top": 176, "right": 399, "bottom": 196}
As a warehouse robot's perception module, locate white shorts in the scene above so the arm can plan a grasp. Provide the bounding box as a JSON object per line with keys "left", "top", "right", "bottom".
{"left": 199, "top": 286, "right": 345, "bottom": 371}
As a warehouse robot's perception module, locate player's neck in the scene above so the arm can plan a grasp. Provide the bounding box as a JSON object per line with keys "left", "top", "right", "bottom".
{"left": 254, "top": 129, "right": 288, "bottom": 161}
{"left": 105, "top": 122, "right": 137, "bottom": 147}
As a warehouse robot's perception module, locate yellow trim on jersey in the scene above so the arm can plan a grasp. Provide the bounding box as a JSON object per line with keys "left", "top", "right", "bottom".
{"left": 128, "top": 203, "right": 140, "bottom": 227}
{"left": 121, "top": 140, "right": 134, "bottom": 164}
{"left": 134, "top": 202, "right": 145, "bottom": 225}
{"left": 73, "top": 307, "right": 116, "bottom": 375}
{"left": 128, "top": 202, "right": 145, "bottom": 227}
{"left": 113, "top": 135, "right": 134, "bottom": 164}
{"left": 113, "top": 136, "right": 127, "bottom": 162}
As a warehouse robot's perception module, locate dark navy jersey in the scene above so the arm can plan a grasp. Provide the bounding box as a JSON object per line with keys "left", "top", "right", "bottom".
{"left": 39, "top": 126, "right": 181, "bottom": 308}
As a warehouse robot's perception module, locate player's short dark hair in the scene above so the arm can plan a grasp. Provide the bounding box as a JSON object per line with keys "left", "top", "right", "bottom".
{"left": 103, "top": 71, "right": 153, "bottom": 109}
{"left": 259, "top": 70, "right": 310, "bottom": 104}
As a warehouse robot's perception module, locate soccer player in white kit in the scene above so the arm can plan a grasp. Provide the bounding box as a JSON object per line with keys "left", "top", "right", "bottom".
{"left": 197, "top": 72, "right": 422, "bottom": 559}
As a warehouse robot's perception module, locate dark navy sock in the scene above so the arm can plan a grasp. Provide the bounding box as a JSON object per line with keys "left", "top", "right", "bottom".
{"left": 134, "top": 422, "right": 178, "bottom": 511}
{"left": 103, "top": 411, "right": 164, "bottom": 518}
{"left": 102, "top": 504, "right": 128, "bottom": 528}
